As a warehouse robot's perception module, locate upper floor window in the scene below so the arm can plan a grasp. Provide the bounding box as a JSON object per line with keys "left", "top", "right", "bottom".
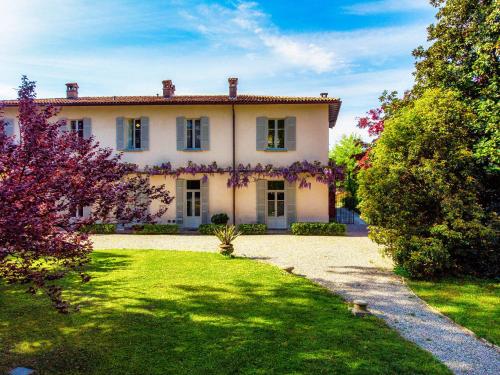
{"left": 71, "top": 120, "right": 84, "bottom": 138}
{"left": 267, "top": 119, "right": 285, "bottom": 149}
{"left": 186, "top": 119, "right": 201, "bottom": 149}
{"left": 128, "top": 118, "right": 142, "bottom": 150}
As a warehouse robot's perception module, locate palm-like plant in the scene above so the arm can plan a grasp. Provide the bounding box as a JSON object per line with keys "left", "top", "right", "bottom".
{"left": 213, "top": 225, "right": 241, "bottom": 256}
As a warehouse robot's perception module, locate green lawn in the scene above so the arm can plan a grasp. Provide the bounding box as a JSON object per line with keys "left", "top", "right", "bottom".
{"left": 0, "top": 250, "right": 450, "bottom": 375}
{"left": 408, "top": 278, "right": 500, "bottom": 346}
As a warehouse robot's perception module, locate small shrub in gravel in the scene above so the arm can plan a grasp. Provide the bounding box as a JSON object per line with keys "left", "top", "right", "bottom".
{"left": 291, "top": 222, "right": 346, "bottom": 236}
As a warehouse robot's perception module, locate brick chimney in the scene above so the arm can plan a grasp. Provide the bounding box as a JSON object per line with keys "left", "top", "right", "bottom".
{"left": 228, "top": 77, "right": 238, "bottom": 99}
{"left": 66, "top": 82, "right": 79, "bottom": 99}
{"left": 162, "top": 80, "right": 175, "bottom": 98}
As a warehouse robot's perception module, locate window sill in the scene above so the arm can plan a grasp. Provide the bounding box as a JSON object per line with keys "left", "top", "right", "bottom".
{"left": 182, "top": 148, "right": 206, "bottom": 152}
{"left": 123, "top": 148, "right": 146, "bottom": 152}
{"left": 264, "top": 148, "right": 288, "bottom": 152}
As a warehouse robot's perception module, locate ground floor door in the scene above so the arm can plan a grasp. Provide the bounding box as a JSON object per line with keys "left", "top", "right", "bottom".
{"left": 184, "top": 180, "right": 202, "bottom": 228}
{"left": 266, "top": 181, "right": 287, "bottom": 229}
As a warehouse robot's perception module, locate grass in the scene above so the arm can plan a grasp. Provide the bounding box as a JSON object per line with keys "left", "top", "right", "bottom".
{"left": 0, "top": 250, "right": 450, "bottom": 375}
{"left": 407, "top": 277, "right": 500, "bottom": 346}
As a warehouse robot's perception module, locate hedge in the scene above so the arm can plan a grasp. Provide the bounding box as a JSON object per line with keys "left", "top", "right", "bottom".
{"left": 237, "top": 224, "right": 267, "bottom": 235}
{"left": 132, "top": 224, "right": 179, "bottom": 234}
{"left": 198, "top": 224, "right": 226, "bottom": 235}
{"left": 290, "top": 222, "right": 346, "bottom": 236}
{"left": 80, "top": 223, "right": 116, "bottom": 234}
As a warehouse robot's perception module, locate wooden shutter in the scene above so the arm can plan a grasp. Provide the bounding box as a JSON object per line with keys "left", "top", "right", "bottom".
{"left": 3, "top": 118, "right": 14, "bottom": 137}
{"left": 256, "top": 179, "right": 267, "bottom": 224}
{"left": 175, "top": 179, "right": 185, "bottom": 225}
{"left": 140, "top": 116, "right": 149, "bottom": 150}
{"left": 286, "top": 181, "right": 297, "bottom": 227}
{"left": 201, "top": 178, "right": 209, "bottom": 224}
{"left": 200, "top": 116, "right": 209, "bottom": 150}
{"left": 285, "top": 117, "right": 296, "bottom": 151}
{"left": 176, "top": 116, "right": 185, "bottom": 151}
{"left": 256, "top": 116, "right": 268, "bottom": 150}
{"left": 116, "top": 117, "right": 125, "bottom": 151}
{"left": 83, "top": 118, "right": 92, "bottom": 139}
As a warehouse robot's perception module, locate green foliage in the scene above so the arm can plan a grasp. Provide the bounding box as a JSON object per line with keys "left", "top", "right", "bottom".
{"left": 290, "top": 222, "right": 346, "bottom": 236}
{"left": 80, "top": 223, "right": 116, "bottom": 234}
{"left": 132, "top": 224, "right": 179, "bottom": 234}
{"left": 0, "top": 250, "right": 450, "bottom": 374}
{"left": 358, "top": 89, "right": 498, "bottom": 278}
{"left": 237, "top": 224, "right": 267, "bottom": 235}
{"left": 330, "top": 134, "right": 365, "bottom": 212}
{"left": 408, "top": 277, "right": 500, "bottom": 346}
{"left": 211, "top": 213, "right": 229, "bottom": 225}
{"left": 413, "top": 0, "right": 499, "bottom": 171}
{"left": 198, "top": 224, "right": 226, "bottom": 235}
{"left": 213, "top": 225, "right": 241, "bottom": 256}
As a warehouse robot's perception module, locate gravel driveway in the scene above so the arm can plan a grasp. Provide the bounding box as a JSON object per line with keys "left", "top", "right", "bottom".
{"left": 92, "top": 231, "right": 499, "bottom": 375}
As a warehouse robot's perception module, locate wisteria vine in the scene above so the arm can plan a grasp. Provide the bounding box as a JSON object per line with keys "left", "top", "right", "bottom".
{"left": 146, "top": 160, "right": 343, "bottom": 189}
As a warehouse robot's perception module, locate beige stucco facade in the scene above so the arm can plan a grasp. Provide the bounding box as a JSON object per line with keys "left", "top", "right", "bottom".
{"left": 3, "top": 102, "right": 331, "bottom": 227}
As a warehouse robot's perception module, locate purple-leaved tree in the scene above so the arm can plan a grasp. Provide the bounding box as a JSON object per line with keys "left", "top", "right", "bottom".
{"left": 0, "top": 77, "right": 173, "bottom": 312}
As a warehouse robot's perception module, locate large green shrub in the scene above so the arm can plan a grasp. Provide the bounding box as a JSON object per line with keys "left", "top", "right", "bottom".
{"left": 290, "top": 222, "right": 346, "bottom": 236}
{"left": 237, "top": 224, "right": 267, "bottom": 235}
{"left": 358, "top": 89, "right": 498, "bottom": 278}
{"left": 80, "top": 223, "right": 116, "bottom": 234}
{"left": 132, "top": 224, "right": 179, "bottom": 234}
{"left": 198, "top": 224, "right": 226, "bottom": 235}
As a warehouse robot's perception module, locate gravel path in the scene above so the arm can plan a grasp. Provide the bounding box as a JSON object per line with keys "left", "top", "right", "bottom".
{"left": 92, "top": 231, "right": 500, "bottom": 374}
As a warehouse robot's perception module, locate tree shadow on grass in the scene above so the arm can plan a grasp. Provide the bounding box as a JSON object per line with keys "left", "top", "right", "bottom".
{"left": 0, "top": 252, "right": 450, "bottom": 375}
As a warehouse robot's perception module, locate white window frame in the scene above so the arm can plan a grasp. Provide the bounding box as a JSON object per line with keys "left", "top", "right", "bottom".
{"left": 70, "top": 119, "right": 84, "bottom": 138}
{"left": 184, "top": 119, "right": 201, "bottom": 150}
{"left": 127, "top": 118, "right": 142, "bottom": 150}
{"left": 267, "top": 119, "right": 286, "bottom": 149}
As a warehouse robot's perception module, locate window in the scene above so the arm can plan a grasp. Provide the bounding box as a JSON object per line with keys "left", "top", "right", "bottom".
{"left": 267, "top": 181, "right": 285, "bottom": 217}
{"left": 72, "top": 205, "right": 84, "bottom": 218}
{"left": 127, "top": 119, "right": 142, "bottom": 149}
{"left": 71, "top": 120, "right": 84, "bottom": 138}
{"left": 267, "top": 119, "right": 285, "bottom": 149}
{"left": 186, "top": 119, "right": 201, "bottom": 149}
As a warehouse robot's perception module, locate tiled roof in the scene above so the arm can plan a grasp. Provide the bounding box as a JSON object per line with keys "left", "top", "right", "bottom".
{"left": 0, "top": 94, "right": 340, "bottom": 106}
{"left": 1, "top": 95, "right": 342, "bottom": 127}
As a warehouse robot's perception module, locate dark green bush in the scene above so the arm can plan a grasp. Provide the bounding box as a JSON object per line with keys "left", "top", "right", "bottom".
{"left": 132, "top": 224, "right": 179, "bottom": 234}
{"left": 237, "top": 224, "right": 267, "bottom": 235}
{"left": 198, "top": 224, "right": 226, "bottom": 235}
{"left": 211, "top": 213, "right": 229, "bottom": 225}
{"left": 80, "top": 223, "right": 116, "bottom": 234}
{"left": 290, "top": 222, "right": 346, "bottom": 236}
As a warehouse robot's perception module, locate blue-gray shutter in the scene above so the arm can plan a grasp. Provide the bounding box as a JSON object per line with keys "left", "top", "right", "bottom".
{"left": 285, "top": 117, "right": 296, "bottom": 151}
{"left": 256, "top": 116, "right": 268, "bottom": 150}
{"left": 116, "top": 117, "right": 125, "bottom": 151}
{"left": 175, "top": 179, "right": 185, "bottom": 225}
{"left": 200, "top": 116, "right": 209, "bottom": 150}
{"left": 83, "top": 117, "right": 92, "bottom": 139}
{"left": 256, "top": 179, "right": 267, "bottom": 224}
{"left": 140, "top": 116, "right": 149, "bottom": 150}
{"left": 4, "top": 118, "right": 14, "bottom": 137}
{"left": 201, "top": 178, "right": 209, "bottom": 224}
{"left": 59, "top": 117, "right": 69, "bottom": 133}
{"left": 286, "top": 181, "right": 296, "bottom": 227}
{"left": 176, "top": 116, "right": 185, "bottom": 151}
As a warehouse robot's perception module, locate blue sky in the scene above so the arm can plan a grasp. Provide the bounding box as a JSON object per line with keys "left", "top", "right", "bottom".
{"left": 0, "top": 0, "right": 436, "bottom": 145}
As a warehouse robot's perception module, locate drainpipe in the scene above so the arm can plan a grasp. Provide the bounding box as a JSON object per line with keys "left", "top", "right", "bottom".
{"left": 232, "top": 103, "right": 236, "bottom": 225}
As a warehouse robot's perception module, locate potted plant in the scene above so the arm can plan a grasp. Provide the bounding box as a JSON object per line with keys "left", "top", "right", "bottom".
{"left": 213, "top": 225, "right": 241, "bottom": 256}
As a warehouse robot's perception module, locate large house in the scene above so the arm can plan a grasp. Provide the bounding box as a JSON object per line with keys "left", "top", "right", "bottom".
{"left": 1, "top": 78, "right": 341, "bottom": 229}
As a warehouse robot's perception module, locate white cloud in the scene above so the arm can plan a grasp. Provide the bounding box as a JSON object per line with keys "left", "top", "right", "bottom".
{"left": 343, "top": 0, "right": 432, "bottom": 15}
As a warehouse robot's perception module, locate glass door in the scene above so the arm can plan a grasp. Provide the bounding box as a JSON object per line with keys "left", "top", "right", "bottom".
{"left": 185, "top": 180, "right": 201, "bottom": 228}
{"left": 267, "top": 181, "right": 286, "bottom": 229}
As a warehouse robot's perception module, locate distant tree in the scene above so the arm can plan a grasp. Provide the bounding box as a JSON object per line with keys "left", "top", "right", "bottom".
{"left": 0, "top": 77, "right": 173, "bottom": 312}
{"left": 329, "top": 134, "right": 364, "bottom": 210}
{"left": 358, "top": 89, "right": 498, "bottom": 278}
